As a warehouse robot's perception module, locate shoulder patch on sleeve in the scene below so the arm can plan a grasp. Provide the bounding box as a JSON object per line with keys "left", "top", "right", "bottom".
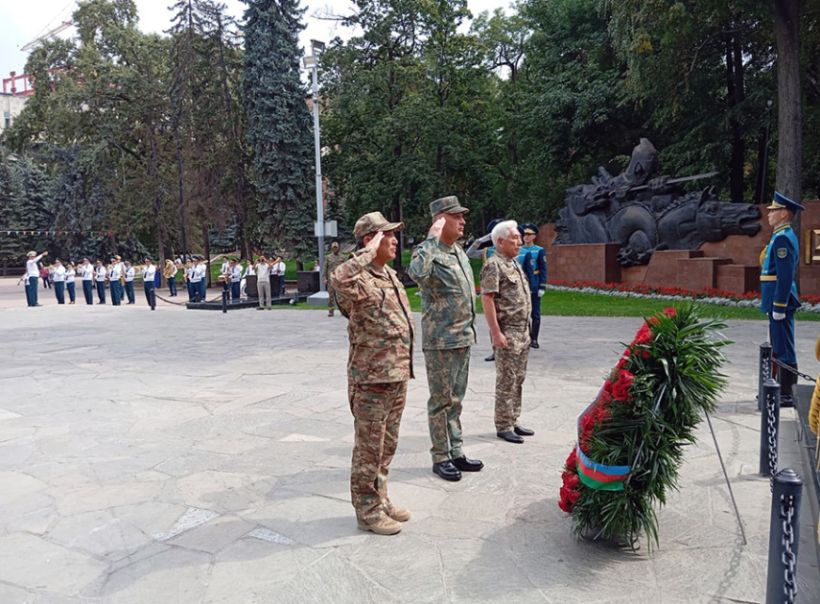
{"left": 777, "top": 247, "right": 788, "bottom": 259}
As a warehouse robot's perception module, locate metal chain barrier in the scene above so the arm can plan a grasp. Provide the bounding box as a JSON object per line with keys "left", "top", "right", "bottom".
{"left": 772, "top": 357, "right": 817, "bottom": 384}
{"left": 766, "top": 397, "right": 778, "bottom": 489}
{"left": 766, "top": 468, "right": 802, "bottom": 604}
{"left": 780, "top": 494, "right": 797, "bottom": 604}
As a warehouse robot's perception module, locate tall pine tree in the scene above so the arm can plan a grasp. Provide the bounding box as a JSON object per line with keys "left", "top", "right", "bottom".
{"left": 242, "top": 0, "right": 314, "bottom": 261}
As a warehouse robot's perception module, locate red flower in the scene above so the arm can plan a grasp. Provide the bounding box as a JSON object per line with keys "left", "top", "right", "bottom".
{"left": 562, "top": 472, "right": 580, "bottom": 490}
{"left": 611, "top": 370, "right": 635, "bottom": 402}
{"left": 565, "top": 447, "right": 577, "bottom": 471}
{"left": 559, "top": 485, "right": 582, "bottom": 512}
{"left": 633, "top": 324, "right": 652, "bottom": 345}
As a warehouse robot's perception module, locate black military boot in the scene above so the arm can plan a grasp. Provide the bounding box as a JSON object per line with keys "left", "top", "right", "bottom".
{"left": 530, "top": 317, "right": 540, "bottom": 349}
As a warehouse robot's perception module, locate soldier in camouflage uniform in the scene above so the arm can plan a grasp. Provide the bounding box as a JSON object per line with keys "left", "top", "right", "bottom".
{"left": 408, "top": 196, "right": 484, "bottom": 482}
{"left": 331, "top": 212, "right": 415, "bottom": 536}
{"left": 324, "top": 241, "right": 346, "bottom": 317}
{"left": 480, "top": 220, "right": 535, "bottom": 444}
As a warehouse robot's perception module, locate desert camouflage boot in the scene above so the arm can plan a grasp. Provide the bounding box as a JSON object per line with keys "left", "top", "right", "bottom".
{"left": 357, "top": 512, "right": 403, "bottom": 535}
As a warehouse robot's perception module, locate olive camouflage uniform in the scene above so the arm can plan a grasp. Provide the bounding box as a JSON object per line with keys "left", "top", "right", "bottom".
{"left": 480, "top": 253, "right": 531, "bottom": 432}
{"left": 324, "top": 251, "right": 346, "bottom": 311}
{"left": 408, "top": 236, "right": 477, "bottom": 463}
{"left": 331, "top": 247, "right": 414, "bottom": 522}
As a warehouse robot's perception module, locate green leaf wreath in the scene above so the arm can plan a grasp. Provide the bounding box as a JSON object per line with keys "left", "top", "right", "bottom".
{"left": 559, "top": 305, "right": 729, "bottom": 548}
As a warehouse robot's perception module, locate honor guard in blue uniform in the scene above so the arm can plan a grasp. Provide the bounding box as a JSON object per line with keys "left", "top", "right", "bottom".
{"left": 517, "top": 224, "right": 547, "bottom": 348}
{"left": 760, "top": 191, "right": 804, "bottom": 407}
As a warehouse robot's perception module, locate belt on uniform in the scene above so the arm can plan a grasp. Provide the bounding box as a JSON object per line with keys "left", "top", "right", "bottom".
{"left": 501, "top": 323, "right": 529, "bottom": 330}
{"left": 760, "top": 275, "right": 777, "bottom": 281}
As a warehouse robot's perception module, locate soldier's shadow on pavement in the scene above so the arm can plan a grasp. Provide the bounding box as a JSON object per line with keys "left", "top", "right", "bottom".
{"left": 447, "top": 499, "right": 645, "bottom": 601}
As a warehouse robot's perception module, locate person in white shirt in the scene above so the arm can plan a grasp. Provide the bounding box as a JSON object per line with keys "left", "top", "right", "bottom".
{"left": 189, "top": 258, "right": 204, "bottom": 303}
{"left": 142, "top": 258, "right": 157, "bottom": 310}
{"left": 94, "top": 260, "right": 108, "bottom": 304}
{"left": 110, "top": 255, "right": 124, "bottom": 306}
{"left": 230, "top": 259, "right": 242, "bottom": 300}
{"left": 197, "top": 258, "right": 208, "bottom": 301}
{"left": 271, "top": 256, "right": 286, "bottom": 298}
{"left": 184, "top": 259, "right": 195, "bottom": 301}
{"left": 220, "top": 258, "right": 230, "bottom": 278}
{"left": 255, "top": 256, "right": 272, "bottom": 310}
{"left": 80, "top": 258, "right": 94, "bottom": 305}
{"left": 24, "top": 250, "right": 47, "bottom": 307}
{"left": 65, "top": 262, "right": 77, "bottom": 304}
{"left": 124, "top": 261, "right": 136, "bottom": 304}
{"left": 52, "top": 259, "right": 67, "bottom": 304}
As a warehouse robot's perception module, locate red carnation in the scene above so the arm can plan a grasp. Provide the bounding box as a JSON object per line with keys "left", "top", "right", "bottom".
{"left": 633, "top": 324, "right": 652, "bottom": 345}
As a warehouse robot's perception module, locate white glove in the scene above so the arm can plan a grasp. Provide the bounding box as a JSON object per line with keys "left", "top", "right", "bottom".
{"left": 538, "top": 288, "right": 546, "bottom": 298}
{"left": 772, "top": 311, "right": 786, "bottom": 321}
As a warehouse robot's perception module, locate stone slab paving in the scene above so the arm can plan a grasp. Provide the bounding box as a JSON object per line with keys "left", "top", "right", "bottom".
{"left": 0, "top": 277, "right": 818, "bottom": 603}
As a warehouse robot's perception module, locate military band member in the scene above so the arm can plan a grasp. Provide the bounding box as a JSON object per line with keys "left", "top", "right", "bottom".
{"left": 480, "top": 221, "right": 535, "bottom": 443}
{"left": 230, "top": 259, "right": 242, "bottom": 300}
{"left": 331, "top": 211, "right": 414, "bottom": 535}
{"left": 761, "top": 191, "right": 804, "bottom": 407}
{"left": 110, "top": 255, "right": 124, "bottom": 306}
{"left": 65, "top": 262, "right": 76, "bottom": 304}
{"left": 94, "top": 260, "right": 108, "bottom": 304}
{"left": 24, "top": 250, "right": 47, "bottom": 307}
{"left": 164, "top": 259, "right": 178, "bottom": 297}
{"left": 408, "top": 195, "right": 484, "bottom": 482}
{"left": 196, "top": 258, "right": 208, "bottom": 301}
{"left": 80, "top": 258, "right": 94, "bottom": 305}
{"left": 142, "top": 258, "right": 157, "bottom": 310}
{"left": 324, "top": 241, "right": 346, "bottom": 317}
{"left": 518, "top": 223, "right": 547, "bottom": 348}
{"left": 52, "top": 259, "right": 67, "bottom": 305}
{"left": 124, "top": 262, "right": 136, "bottom": 304}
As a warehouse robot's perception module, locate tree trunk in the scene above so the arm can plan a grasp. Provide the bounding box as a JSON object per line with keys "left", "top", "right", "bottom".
{"left": 724, "top": 26, "right": 746, "bottom": 202}
{"left": 202, "top": 223, "right": 211, "bottom": 288}
{"left": 175, "top": 140, "right": 189, "bottom": 260}
{"left": 774, "top": 0, "right": 802, "bottom": 204}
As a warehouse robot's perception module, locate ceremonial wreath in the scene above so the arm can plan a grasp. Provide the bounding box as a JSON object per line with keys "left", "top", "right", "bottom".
{"left": 559, "top": 305, "right": 729, "bottom": 548}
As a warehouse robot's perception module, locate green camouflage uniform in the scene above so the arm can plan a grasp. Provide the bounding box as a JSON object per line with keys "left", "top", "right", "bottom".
{"left": 324, "top": 251, "right": 346, "bottom": 310}
{"left": 408, "top": 236, "right": 477, "bottom": 463}
{"left": 331, "top": 247, "right": 415, "bottom": 522}
{"left": 480, "top": 253, "right": 531, "bottom": 432}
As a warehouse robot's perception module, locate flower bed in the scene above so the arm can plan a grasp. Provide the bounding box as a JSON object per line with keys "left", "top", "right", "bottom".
{"left": 559, "top": 305, "right": 729, "bottom": 548}
{"left": 548, "top": 279, "right": 820, "bottom": 312}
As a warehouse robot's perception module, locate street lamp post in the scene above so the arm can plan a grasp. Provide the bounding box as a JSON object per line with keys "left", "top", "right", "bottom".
{"left": 304, "top": 40, "right": 328, "bottom": 303}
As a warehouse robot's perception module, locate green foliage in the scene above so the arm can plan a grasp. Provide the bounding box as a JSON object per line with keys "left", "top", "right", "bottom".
{"left": 242, "top": 0, "right": 315, "bottom": 262}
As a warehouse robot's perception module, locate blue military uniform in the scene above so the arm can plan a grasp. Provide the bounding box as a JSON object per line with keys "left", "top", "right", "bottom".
{"left": 760, "top": 191, "right": 804, "bottom": 405}
{"left": 518, "top": 223, "right": 547, "bottom": 348}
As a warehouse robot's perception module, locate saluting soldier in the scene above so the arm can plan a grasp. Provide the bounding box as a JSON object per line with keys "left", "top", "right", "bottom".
{"left": 408, "top": 195, "right": 484, "bottom": 482}
{"left": 480, "top": 220, "right": 535, "bottom": 443}
{"left": 761, "top": 191, "right": 804, "bottom": 407}
{"left": 110, "top": 255, "right": 124, "bottom": 306}
{"left": 324, "top": 241, "right": 346, "bottom": 317}
{"left": 24, "top": 250, "right": 47, "bottom": 307}
{"left": 518, "top": 223, "right": 547, "bottom": 349}
{"left": 331, "top": 212, "right": 415, "bottom": 536}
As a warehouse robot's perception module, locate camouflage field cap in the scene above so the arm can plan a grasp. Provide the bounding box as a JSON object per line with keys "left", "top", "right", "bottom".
{"left": 353, "top": 211, "right": 404, "bottom": 239}
{"left": 429, "top": 195, "right": 469, "bottom": 217}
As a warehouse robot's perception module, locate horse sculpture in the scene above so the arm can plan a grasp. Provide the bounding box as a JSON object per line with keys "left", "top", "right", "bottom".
{"left": 555, "top": 139, "right": 761, "bottom": 266}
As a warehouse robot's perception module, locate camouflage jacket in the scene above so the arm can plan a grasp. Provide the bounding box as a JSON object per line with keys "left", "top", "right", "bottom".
{"left": 408, "top": 236, "right": 477, "bottom": 350}
{"left": 331, "top": 248, "right": 415, "bottom": 384}
{"left": 324, "top": 252, "right": 346, "bottom": 285}
{"left": 480, "top": 253, "right": 531, "bottom": 328}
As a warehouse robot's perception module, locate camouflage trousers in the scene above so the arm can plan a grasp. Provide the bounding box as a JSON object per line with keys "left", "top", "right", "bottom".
{"left": 494, "top": 327, "right": 530, "bottom": 432}
{"left": 424, "top": 347, "right": 470, "bottom": 463}
{"left": 327, "top": 284, "right": 338, "bottom": 309}
{"left": 349, "top": 380, "right": 408, "bottom": 521}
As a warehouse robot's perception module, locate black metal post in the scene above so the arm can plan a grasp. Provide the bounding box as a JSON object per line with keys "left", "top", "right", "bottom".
{"left": 766, "top": 468, "right": 802, "bottom": 604}
{"left": 758, "top": 342, "right": 773, "bottom": 411}
{"left": 759, "top": 379, "right": 780, "bottom": 477}
{"left": 222, "top": 290, "right": 228, "bottom": 314}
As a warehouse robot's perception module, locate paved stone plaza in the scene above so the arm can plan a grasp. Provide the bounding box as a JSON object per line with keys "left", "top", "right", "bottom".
{"left": 0, "top": 279, "right": 818, "bottom": 603}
